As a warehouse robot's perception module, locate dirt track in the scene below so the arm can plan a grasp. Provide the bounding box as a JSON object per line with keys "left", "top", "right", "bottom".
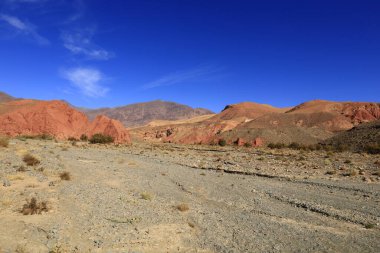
{"left": 1, "top": 140, "right": 379, "bottom": 252}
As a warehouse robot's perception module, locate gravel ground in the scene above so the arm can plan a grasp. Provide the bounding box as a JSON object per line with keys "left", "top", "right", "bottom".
{"left": 0, "top": 139, "right": 379, "bottom": 252}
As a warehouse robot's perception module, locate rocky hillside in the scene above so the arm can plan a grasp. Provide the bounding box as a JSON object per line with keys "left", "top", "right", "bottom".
{"left": 323, "top": 120, "right": 380, "bottom": 152}
{"left": 83, "top": 100, "right": 213, "bottom": 128}
{"left": 131, "top": 100, "right": 380, "bottom": 146}
{"left": 0, "top": 99, "right": 131, "bottom": 144}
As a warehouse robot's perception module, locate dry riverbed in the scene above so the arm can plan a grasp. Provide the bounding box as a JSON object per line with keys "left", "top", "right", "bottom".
{"left": 0, "top": 139, "right": 379, "bottom": 252}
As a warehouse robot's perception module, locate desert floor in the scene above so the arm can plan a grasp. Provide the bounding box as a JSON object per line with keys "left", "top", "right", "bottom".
{"left": 1, "top": 139, "right": 379, "bottom": 252}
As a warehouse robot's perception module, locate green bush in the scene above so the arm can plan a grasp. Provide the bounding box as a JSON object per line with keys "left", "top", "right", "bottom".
{"left": 267, "top": 143, "right": 286, "bottom": 149}
{"left": 365, "top": 144, "right": 380, "bottom": 154}
{"left": 244, "top": 142, "right": 252, "bottom": 148}
{"left": 218, "top": 139, "right": 227, "bottom": 146}
{"left": 89, "top": 133, "right": 114, "bottom": 144}
{"left": 80, "top": 134, "right": 88, "bottom": 141}
{"left": 67, "top": 137, "right": 78, "bottom": 141}
{"left": 288, "top": 142, "right": 301, "bottom": 150}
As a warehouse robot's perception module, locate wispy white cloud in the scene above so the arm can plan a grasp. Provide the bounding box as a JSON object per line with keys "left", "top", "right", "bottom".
{"left": 142, "top": 65, "right": 223, "bottom": 90}
{"left": 61, "top": 67, "right": 109, "bottom": 98}
{"left": 61, "top": 29, "right": 114, "bottom": 60}
{"left": 0, "top": 13, "right": 49, "bottom": 45}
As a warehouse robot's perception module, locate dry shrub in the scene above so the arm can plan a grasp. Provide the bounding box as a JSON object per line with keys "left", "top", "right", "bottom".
{"left": 372, "top": 169, "right": 380, "bottom": 176}
{"left": 176, "top": 203, "right": 189, "bottom": 212}
{"left": 0, "top": 136, "right": 9, "bottom": 147}
{"left": 343, "top": 169, "right": 358, "bottom": 177}
{"left": 17, "top": 165, "right": 26, "bottom": 172}
{"left": 23, "top": 154, "right": 40, "bottom": 166}
{"left": 21, "top": 197, "right": 48, "bottom": 215}
{"left": 59, "top": 171, "right": 71, "bottom": 181}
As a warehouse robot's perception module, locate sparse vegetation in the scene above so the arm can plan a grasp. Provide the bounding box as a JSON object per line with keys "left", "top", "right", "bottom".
{"left": 218, "top": 139, "right": 227, "bottom": 147}
{"left": 67, "top": 137, "right": 78, "bottom": 141}
{"left": 17, "top": 165, "right": 26, "bottom": 172}
{"left": 267, "top": 143, "right": 286, "bottom": 149}
{"left": 372, "top": 169, "right": 380, "bottom": 176}
{"left": 59, "top": 171, "right": 71, "bottom": 181}
{"left": 288, "top": 142, "right": 301, "bottom": 150}
{"left": 140, "top": 192, "right": 152, "bottom": 201}
{"left": 244, "top": 142, "right": 252, "bottom": 148}
{"left": 23, "top": 154, "right": 40, "bottom": 166}
{"left": 0, "top": 135, "right": 9, "bottom": 147}
{"left": 21, "top": 197, "right": 48, "bottom": 215}
{"left": 18, "top": 134, "right": 54, "bottom": 141}
{"left": 80, "top": 134, "right": 88, "bottom": 141}
{"left": 89, "top": 133, "right": 114, "bottom": 144}
{"left": 49, "top": 245, "right": 64, "bottom": 253}
{"left": 343, "top": 169, "right": 358, "bottom": 177}
{"left": 267, "top": 142, "right": 348, "bottom": 152}
{"left": 176, "top": 203, "right": 189, "bottom": 212}
{"left": 364, "top": 223, "right": 376, "bottom": 229}
{"left": 364, "top": 144, "right": 380, "bottom": 154}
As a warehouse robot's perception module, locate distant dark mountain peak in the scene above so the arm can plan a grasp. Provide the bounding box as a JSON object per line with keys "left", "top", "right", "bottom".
{"left": 82, "top": 100, "right": 214, "bottom": 127}
{"left": 0, "top": 92, "right": 16, "bottom": 103}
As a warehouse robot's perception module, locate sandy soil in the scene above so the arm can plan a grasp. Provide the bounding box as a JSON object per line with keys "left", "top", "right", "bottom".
{"left": 0, "top": 139, "right": 379, "bottom": 252}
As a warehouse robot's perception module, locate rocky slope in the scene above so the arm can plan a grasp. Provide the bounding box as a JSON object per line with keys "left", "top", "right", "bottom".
{"left": 131, "top": 100, "right": 380, "bottom": 146}
{"left": 83, "top": 100, "right": 213, "bottom": 128}
{"left": 0, "top": 99, "right": 131, "bottom": 144}
{"left": 323, "top": 120, "right": 380, "bottom": 152}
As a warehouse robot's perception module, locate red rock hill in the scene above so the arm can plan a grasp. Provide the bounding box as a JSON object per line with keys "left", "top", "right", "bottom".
{"left": 0, "top": 99, "right": 131, "bottom": 144}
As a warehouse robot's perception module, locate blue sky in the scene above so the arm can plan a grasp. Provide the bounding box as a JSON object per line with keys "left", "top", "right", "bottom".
{"left": 0, "top": 0, "right": 379, "bottom": 112}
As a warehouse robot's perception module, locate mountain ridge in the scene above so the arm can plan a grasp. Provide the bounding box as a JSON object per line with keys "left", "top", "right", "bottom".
{"left": 81, "top": 100, "right": 214, "bottom": 128}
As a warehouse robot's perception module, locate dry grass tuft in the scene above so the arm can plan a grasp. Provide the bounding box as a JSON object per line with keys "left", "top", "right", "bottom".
{"left": 59, "top": 171, "right": 71, "bottom": 181}
{"left": 176, "top": 203, "right": 190, "bottom": 212}
{"left": 0, "top": 136, "right": 9, "bottom": 147}
{"left": 140, "top": 192, "right": 152, "bottom": 201}
{"left": 21, "top": 197, "right": 49, "bottom": 215}
{"left": 23, "top": 154, "right": 40, "bottom": 166}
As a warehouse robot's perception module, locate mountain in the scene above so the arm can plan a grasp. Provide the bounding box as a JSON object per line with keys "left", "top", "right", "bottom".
{"left": 211, "top": 102, "right": 288, "bottom": 121}
{"left": 0, "top": 92, "right": 16, "bottom": 103}
{"left": 82, "top": 100, "right": 214, "bottom": 128}
{"left": 131, "top": 100, "right": 380, "bottom": 146}
{"left": 0, "top": 99, "right": 131, "bottom": 143}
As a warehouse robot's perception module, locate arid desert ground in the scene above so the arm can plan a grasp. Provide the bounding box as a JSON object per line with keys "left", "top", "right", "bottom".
{"left": 1, "top": 139, "right": 379, "bottom": 253}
